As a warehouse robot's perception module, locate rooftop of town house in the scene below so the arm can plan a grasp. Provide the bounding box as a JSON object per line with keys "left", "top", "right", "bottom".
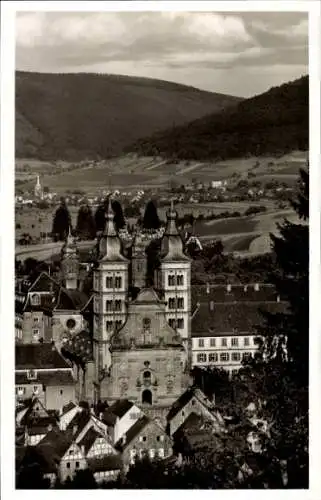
{"left": 15, "top": 343, "right": 72, "bottom": 370}
{"left": 191, "top": 301, "right": 288, "bottom": 337}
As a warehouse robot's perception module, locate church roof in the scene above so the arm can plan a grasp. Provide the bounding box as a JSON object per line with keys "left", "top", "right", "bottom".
{"left": 132, "top": 287, "right": 162, "bottom": 305}
{"left": 191, "top": 301, "right": 288, "bottom": 336}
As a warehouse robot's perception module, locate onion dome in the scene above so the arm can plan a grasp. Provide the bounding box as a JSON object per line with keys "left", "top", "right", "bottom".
{"left": 160, "top": 200, "right": 190, "bottom": 262}
{"left": 99, "top": 198, "right": 128, "bottom": 262}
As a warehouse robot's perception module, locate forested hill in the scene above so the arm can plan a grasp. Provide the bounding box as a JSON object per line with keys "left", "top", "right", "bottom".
{"left": 15, "top": 71, "right": 242, "bottom": 160}
{"left": 127, "top": 76, "right": 308, "bottom": 161}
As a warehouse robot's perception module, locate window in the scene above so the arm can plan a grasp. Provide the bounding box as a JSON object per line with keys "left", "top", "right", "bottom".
{"left": 106, "top": 276, "right": 113, "bottom": 288}
{"left": 221, "top": 338, "right": 227, "bottom": 347}
{"left": 231, "top": 338, "right": 238, "bottom": 347}
{"left": 156, "top": 436, "right": 160, "bottom": 442}
{"left": 169, "top": 318, "right": 176, "bottom": 329}
{"left": 115, "top": 277, "right": 122, "bottom": 289}
{"left": 149, "top": 449, "right": 155, "bottom": 459}
{"left": 242, "top": 352, "right": 252, "bottom": 361}
{"left": 106, "top": 300, "right": 113, "bottom": 312}
{"left": 60, "top": 389, "right": 63, "bottom": 395}
{"left": 168, "top": 298, "right": 175, "bottom": 309}
{"left": 33, "top": 316, "right": 39, "bottom": 323}
{"left": 244, "top": 337, "right": 250, "bottom": 346}
{"left": 220, "top": 352, "right": 229, "bottom": 362}
{"left": 143, "top": 318, "right": 151, "bottom": 332}
{"left": 177, "top": 318, "right": 184, "bottom": 329}
{"left": 115, "top": 320, "right": 122, "bottom": 331}
{"left": 17, "top": 386, "right": 25, "bottom": 396}
{"left": 177, "top": 298, "right": 184, "bottom": 309}
{"left": 76, "top": 462, "right": 80, "bottom": 468}
{"left": 142, "top": 436, "right": 147, "bottom": 442}
{"left": 32, "top": 329, "right": 40, "bottom": 336}
{"left": 232, "top": 352, "right": 241, "bottom": 362}
{"left": 66, "top": 318, "right": 76, "bottom": 329}
{"left": 210, "top": 338, "right": 216, "bottom": 347}
{"left": 209, "top": 353, "right": 218, "bottom": 362}
{"left": 33, "top": 386, "right": 39, "bottom": 394}
{"left": 168, "top": 275, "right": 175, "bottom": 286}
{"left": 31, "top": 294, "right": 40, "bottom": 306}
{"left": 198, "top": 338, "right": 204, "bottom": 348}
{"left": 106, "top": 321, "right": 113, "bottom": 332}
{"left": 66, "top": 463, "right": 70, "bottom": 469}
{"left": 27, "top": 369, "right": 37, "bottom": 380}
{"left": 115, "top": 300, "right": 121, "bottom": 311}
{"left": 158, "top": 449, "right": 164, "bottom": 458}
{"left": 177, "top": 275, "right": 184, "bottom": 286}
{"left": 197, "top": 353, "right": 207, "bottom": 363}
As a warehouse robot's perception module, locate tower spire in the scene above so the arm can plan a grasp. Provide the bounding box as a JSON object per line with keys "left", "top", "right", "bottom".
{"left": 99, "top": 197, "right": 127, "bottom": 262}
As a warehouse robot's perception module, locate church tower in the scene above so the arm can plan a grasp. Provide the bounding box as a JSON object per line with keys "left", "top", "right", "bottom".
{"left": 61, "top": 227, "right": 79, "bottom": 290}
{"left": 34, "top": 174, "right": 43, "bottom": 199}
{"left": 131, "top": 233, "right": 148, "bottom": 290}
{"left": 93, "top": 199, "right": 129, "bottom": 385}
{"left": 158, "top": 201, "right": 191, "bottom": 360}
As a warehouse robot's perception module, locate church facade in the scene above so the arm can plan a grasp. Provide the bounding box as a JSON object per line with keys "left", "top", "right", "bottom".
{"left": 90, "top": 200, "right": 192, "bottom": 406}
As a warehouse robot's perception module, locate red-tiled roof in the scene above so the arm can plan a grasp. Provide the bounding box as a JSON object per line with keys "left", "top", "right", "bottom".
{"left": 191, "top": 301, "right": 288, "bottom": 336}
{"left": 15, "top": 344, "right": 71, "bottom": 369}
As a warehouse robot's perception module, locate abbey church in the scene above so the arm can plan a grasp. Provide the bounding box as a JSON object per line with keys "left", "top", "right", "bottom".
{"left": 91, "top": 200, "right": 191, "bottom": 406}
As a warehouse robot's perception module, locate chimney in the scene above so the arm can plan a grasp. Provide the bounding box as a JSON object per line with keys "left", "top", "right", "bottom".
{"left": 206, "top": 283, "right": 210, "bottom": 294}
{"left": 227, "top": 284, "right": 231, "bottom": 293}
{"left": 254, "top": 283, "right": 259, "bottom": 292}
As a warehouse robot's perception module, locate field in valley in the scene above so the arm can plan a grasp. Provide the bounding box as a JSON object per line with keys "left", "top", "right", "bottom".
{"left": 16, "top": 150, "right": 307, "bottom": 194}
{"left": 15, "top": 151, "right": 307, "bottom": 256}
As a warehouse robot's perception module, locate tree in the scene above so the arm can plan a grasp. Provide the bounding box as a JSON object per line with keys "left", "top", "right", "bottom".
{"left": 52, "top": 199, "right": 71, "bottom": 241}
{"left": 237, "top": 168, "right": 309, "bottom": 488}
{"left": 111, "top": 199, "right": 125, "bottom": 231}
{"left": 76, "top": 204, "right": 96, "bottom": 240}
{"left": 94, "top": 198, "right": 125, "bottom": 233}
{"left": 143, "top": 200, "right": 161, "bottom": 230}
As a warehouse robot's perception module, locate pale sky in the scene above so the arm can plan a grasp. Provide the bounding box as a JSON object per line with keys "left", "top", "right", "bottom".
{"left": 15, "top": 11, "right": 308, "bottom": 97}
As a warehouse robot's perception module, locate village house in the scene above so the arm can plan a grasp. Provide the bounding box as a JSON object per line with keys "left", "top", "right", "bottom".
{"left": 115, "top": 414, "right": 173, "bottom": 468}
{"left": 15, "top": 343, "right": 76, "bottom": 410}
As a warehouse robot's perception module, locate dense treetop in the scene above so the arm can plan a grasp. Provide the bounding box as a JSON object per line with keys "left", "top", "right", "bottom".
{"left": 129, "top": 76, "right": 308, "bottom": 161}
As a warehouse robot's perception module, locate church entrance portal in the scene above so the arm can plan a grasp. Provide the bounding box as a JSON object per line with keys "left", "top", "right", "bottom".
{"left": 142, "top": 389, "right": 152, "bottom": 405}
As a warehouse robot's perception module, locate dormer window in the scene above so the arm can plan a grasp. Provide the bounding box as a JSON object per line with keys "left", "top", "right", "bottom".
{"left": 27, "top": 369, "right": 37, "bottom": 380}
{"left": 31, "top": 294, "right": 40, "bottom": 306}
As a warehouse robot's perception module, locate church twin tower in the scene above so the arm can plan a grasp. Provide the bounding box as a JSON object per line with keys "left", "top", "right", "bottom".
{"left": 91, "top": 200, "right": 192, "bottom": 406}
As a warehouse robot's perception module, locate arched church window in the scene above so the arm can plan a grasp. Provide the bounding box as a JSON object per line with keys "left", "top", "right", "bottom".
{"left": 168, "top": 275, "right": 175, "bottom": 286}
{"left": 168, "top": 298, "right": 175, "bottom": 309}
{"left": 105, "top": 300, "right": 113, "bottom": 312}
{"left": 115, "top": 320, "right": 122, "bottom": 331}
{"left": 177, "top": 275, "right": 184, "bottom": 286}
{"left": 106, "top": 277, "right": 113, "bottom": 289}
{"left": 177, "top": 297, "right": 184, "bottom": 309}
{"left": 115, "top": 277, "right": 122, "bottom": 289}
{"left": 115, "top": 300, "right": 122, "bottom": 311}
{"left": 143, "top": 318, "right": 151, "bottom": 332}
